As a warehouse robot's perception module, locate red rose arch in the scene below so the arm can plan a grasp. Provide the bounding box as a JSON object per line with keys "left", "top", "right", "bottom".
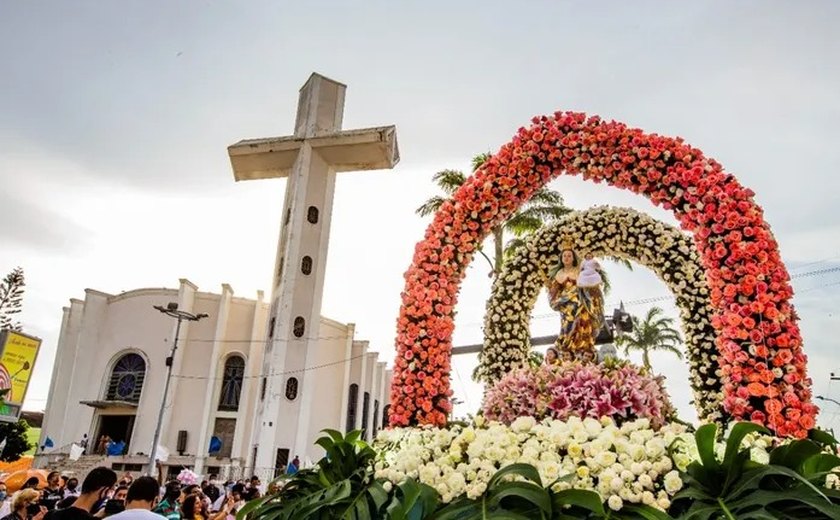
{"left": 390, "top": 112, "right": 816, "bottom": 437}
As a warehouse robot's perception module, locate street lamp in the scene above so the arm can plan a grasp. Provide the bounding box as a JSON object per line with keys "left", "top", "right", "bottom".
{"left": 147, "top": 302, "right": 208, "bottom": 475}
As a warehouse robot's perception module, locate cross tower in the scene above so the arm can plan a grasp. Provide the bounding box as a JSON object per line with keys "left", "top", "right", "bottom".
{"left": 227, "top": 73, "right": 399, "bottom": 470}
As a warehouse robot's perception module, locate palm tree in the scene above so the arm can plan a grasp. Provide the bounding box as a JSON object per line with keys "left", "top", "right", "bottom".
{"left": 615, "top": 306, "right": 683, "bottom": 371}
{"left": 416, "top": 153, "right": 571, "bottom": 276}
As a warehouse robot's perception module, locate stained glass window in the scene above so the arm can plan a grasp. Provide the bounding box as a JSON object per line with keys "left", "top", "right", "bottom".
{"left": 218, "top": 356, "right": 246, "bottom": 411}
{"left": 106, "top": 353, "right": 146, "bottom": 403}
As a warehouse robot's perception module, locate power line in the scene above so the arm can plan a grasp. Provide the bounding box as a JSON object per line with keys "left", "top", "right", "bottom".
{"left": 789, "top": 254, "right": 840, "bottom": 273}
{"left": 169, "top": 352, "right": 369, "bottom": 381}
{"left": 180, "top": 333, "right": 353, "bottom": 344}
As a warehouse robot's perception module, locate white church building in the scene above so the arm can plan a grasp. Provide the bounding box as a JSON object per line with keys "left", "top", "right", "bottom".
{"left": 37, "top": 72, "right": 401, "bottom": 480}
{"left": 35, "top": 278, "right": 392, "bottom": 480}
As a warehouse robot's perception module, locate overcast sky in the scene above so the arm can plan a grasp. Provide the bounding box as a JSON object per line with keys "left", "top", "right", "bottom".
{"left": 1, "top": 1, "right": 839, "bottom": 429}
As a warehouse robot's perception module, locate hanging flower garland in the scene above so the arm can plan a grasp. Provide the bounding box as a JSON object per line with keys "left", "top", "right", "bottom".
{"left": 391, "top": 111, "right": 814, "bottom": 438}
{"left": 477, "top": 206, "right": 723, "bottom": 423}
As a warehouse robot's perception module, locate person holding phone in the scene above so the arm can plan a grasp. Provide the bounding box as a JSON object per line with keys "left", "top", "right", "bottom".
{"left": 1, "top": 489, "right": 47, "bottom": 520}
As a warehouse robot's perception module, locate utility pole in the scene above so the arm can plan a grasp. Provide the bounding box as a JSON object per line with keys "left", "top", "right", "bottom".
{"left": 147, "top": 302, "right": 208, "bottom": 476}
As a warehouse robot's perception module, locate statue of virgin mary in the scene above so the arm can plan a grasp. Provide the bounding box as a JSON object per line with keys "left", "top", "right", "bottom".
{"left": 545, "top": 247, "right": 606, "bottom": 360}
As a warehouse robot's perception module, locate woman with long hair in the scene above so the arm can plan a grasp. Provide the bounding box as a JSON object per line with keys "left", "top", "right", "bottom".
{"left": 181, "top": 494, "right": 233, "bottom": 520}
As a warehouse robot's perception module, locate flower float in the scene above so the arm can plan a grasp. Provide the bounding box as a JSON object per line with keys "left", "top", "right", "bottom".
{"left": 482, "top": 360, "right": 675, "bottom": 428}
{"left": 391, "top": 111, "right": 814, "bottom": 437}
{"left": 479, "top": 206, "right": 723, "bottom": 422}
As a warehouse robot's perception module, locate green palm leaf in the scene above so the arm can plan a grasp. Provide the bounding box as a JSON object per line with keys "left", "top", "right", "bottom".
{"left": 615, "top": 306, "right": 683, "bottom": 371}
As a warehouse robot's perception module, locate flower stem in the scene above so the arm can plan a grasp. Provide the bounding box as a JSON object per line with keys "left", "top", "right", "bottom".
{"left": 717, "top": 498, "right": 736, "bottom": 520}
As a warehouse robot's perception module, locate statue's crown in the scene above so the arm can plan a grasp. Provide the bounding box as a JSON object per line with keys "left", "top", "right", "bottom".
{"left": 559, "top": 235, "right": 574, "bottom": 250}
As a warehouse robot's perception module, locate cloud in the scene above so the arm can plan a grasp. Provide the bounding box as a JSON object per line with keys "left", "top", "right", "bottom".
{"left": 0, "top": 191, "right": 88, "bottom": 252}
{"left": 1, "top": 1, "right": 838, "bottom": 422}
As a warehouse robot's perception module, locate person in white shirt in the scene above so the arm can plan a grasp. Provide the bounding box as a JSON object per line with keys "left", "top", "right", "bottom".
{"left": 106, "top": 477, "right": 160, "bottom": 520}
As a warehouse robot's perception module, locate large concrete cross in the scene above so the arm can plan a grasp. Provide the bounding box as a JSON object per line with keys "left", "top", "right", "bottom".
{"left": 228, "top": 73, "right": 399, "bottom": 469}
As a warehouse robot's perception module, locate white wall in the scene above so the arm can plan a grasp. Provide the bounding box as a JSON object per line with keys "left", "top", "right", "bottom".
{"left": 38, "top": 280, "right": 392, "bottom": 475}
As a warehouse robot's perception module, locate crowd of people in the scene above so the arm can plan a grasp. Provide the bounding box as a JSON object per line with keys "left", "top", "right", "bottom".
{"left": 0, "top": 469, "right": 266, "bottom": 520}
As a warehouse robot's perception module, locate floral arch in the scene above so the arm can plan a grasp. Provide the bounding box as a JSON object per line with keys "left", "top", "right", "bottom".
{"left": 390, "top": 111, "right": 814, "bottom": 437}
{"left": 477, "top": 206, "right": 722, "bottom": 422}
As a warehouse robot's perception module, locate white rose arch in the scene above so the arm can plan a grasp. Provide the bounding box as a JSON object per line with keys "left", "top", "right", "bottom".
{"left": 477, "top": 206, "right": 723, "bottom": 422}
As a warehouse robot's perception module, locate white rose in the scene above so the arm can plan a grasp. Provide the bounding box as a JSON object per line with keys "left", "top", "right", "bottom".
{"left": 663, "top": 470, "right": 683, "bottom": 494}
{"left": 607, "top": 495, "right": 623, "bottom": 511}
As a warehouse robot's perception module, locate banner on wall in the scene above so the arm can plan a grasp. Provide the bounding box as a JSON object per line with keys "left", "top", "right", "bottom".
{"left": 0, "top": 330, "right": 42, "bottom": 423}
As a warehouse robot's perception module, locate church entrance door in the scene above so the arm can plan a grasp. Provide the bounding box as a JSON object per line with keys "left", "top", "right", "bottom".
{"left": 274, "top": 448, "right": 289, "bottom": 478}
{"left": 97, "top": 414, "right": 135, "bottom": 452}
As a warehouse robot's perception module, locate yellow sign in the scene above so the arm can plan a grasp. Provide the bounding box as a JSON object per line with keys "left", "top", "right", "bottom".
{"left": 0, "top": 330, "right": 41, "bottom": 407}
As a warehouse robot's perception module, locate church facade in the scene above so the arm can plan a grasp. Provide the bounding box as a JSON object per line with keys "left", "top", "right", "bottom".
{"left": 35, "top": 278, "right": 391, "bottom": 480}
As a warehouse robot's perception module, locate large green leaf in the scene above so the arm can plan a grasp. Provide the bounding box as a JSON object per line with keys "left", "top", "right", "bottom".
{"left": 428, "top": 497, "right": 481, "bottom": 520}
{"left": 550, "top": 489, "right": 605, "bottom": 515}
{"left": 800, "top": 452, "right": 840, "bottom": 480}
{"left": 386, "top": 480, "right": 440, "bottom": 520}
{"left": 694, "top": 423, "right": 720, "bottom": 472}
{"left": 727, "top": 487, "right": 840, "bottom": 518}
{"left": 487, "top": 463, "right": 544, "bottom": 489}
{"left": 722, "top": 422, "right": 768, "bottom": 470}
{"left": 618, "top": 504, "right": 675, "bottom": 520}
{"left": 809, "top": 428, "right": 839, "bottom": 449}
{"left": 489, "top": 481, "right": 551, "bottom": 516}
{"left": 769, "top": 439, "right": 822, "bottom": 471}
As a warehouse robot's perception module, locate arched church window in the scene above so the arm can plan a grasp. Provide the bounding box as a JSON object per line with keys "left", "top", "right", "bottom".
{"left": 293, "top": 317, "right": 305, "bottom": 337}
{"left": 307, "top": 206, "right": 319, "bottom": 224}
{"left": 346, "top": 384, "right": 358, "bottom": 431}
{"left": 362, "top": 392, "right": 371, "bottom": 440}
{"left": 301, "top": 256, "right": 313, "bottom": 275}
{"left": 285, "top": 377, "right": 299, "bottom": 400}
{"left": 106, "top": 353, "right": 146, "bottom": 403}
{"left": 218, "top": 356, "right": 246, "bottom": 411}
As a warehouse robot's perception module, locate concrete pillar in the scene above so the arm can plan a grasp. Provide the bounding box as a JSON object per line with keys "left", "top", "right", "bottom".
{"left": 156, "top": 279, "right": 197, "bottom": 455}
{"left": 194, "top": 284, "right": 233, "bottom": 476}
{"left": 354, "top": 342, "right": 368, "bottom": 430}
{"left": 337, "top": 324, "right": 355, "bottom": 430}
{"left": 40, "top": 306, "right": 72, "bottom": 449}
{"left": 233, "top": 291, "right": 266, "bottom": 463}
